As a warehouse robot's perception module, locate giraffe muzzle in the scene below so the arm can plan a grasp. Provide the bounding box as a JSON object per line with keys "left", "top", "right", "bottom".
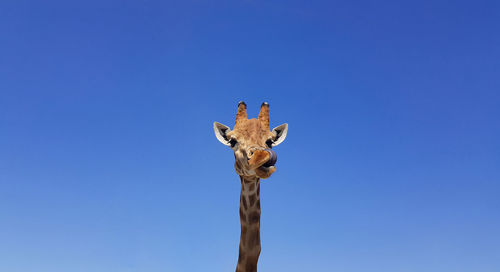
{"left": 262, "top": 148, "right": 277, "bottom": 167}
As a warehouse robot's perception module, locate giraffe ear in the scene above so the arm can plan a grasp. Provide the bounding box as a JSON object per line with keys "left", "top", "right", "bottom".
{"left": 271, "top": 123, "right": 288, "bottom": 147}
{"left": 214, "top": 122, "right": 232, "bottom": 146}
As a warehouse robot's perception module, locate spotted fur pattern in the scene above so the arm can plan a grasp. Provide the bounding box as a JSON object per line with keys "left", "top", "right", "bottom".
{"left": 214, "top": 102, "right": 287, "bottom": 272}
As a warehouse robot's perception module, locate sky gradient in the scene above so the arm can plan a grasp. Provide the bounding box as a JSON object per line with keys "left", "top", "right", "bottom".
{"left": 1, "top": 0, "right": 499, "bottom": 271}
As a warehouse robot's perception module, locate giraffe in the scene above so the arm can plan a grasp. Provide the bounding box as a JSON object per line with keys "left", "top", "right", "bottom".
{"left": 214, "top": 101, "right": 288, "bottom": 272}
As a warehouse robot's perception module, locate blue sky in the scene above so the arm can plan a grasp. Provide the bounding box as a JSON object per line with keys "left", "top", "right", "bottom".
{"left": 1, "top": 0, "right": 499, "bottom": 271}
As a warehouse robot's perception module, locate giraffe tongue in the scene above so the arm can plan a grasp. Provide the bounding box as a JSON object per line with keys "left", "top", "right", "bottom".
{"left": 262, "top": 148, "right": 277, "bottom": 167}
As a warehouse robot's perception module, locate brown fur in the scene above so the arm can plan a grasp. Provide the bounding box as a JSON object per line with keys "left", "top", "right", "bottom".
{"left": 228, "top": 116, "right": 276, "bottom": 180}
{"left": 231, "top": 108, "right": 271, "bottom": 272}
{"left": 241, "top": 195, "right": 248, "bottom": 210}
{"left": 236, "top": 177, "right": 262, "bottom": 272}
{"left": 257, "top": 104, "right": 270, "bottom": 128}
{"left": 236, "top": 103, "right": 248, "bottom": 123}
{"left": 215, "top": 103, "right": 287, "bottom": 272}
{"left": 248, "top": 194, "right": 256, "bottom": 207}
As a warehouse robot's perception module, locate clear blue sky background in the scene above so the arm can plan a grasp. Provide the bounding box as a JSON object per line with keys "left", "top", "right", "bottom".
{"left": 1, "top": 1, "right": 499, "bottom": 271}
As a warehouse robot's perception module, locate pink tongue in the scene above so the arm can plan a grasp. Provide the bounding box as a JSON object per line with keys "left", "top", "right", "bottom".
{"left": 262, "top": 149, "right": 277, "bottom": 167}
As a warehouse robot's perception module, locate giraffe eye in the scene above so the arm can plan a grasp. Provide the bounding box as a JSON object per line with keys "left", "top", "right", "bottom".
{"left": 229, "top": 138, "right": 238, "bottom": 148}
{"left": 266, "top": 139, "right": 273, "bottom": 148}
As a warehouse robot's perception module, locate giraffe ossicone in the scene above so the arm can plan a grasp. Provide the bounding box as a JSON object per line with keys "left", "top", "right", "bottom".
{"left": 213, "top": 101, "right": 288, "bottom": 272}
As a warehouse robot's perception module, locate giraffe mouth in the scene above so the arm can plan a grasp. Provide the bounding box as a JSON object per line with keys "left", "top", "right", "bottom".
{"left": 256, "top": 165, "right": 276, "bottom": 178}
{"left": 248, "top": 149, "right": 277, "bottom": 178}
{"left": 259, "top": 164, "right": 275, "bottom": 171}
{"left": 262, "top": 148, "right": 277, "bottom": 167}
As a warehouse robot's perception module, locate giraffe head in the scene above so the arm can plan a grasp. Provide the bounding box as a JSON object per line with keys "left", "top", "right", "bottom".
{"left": 214, "top": 101, "right": 288, "bottom": 179}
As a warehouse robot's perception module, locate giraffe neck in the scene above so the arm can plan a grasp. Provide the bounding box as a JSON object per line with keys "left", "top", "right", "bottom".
{"left": 236, "top": 176, "right": 261, "bottom": 272}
